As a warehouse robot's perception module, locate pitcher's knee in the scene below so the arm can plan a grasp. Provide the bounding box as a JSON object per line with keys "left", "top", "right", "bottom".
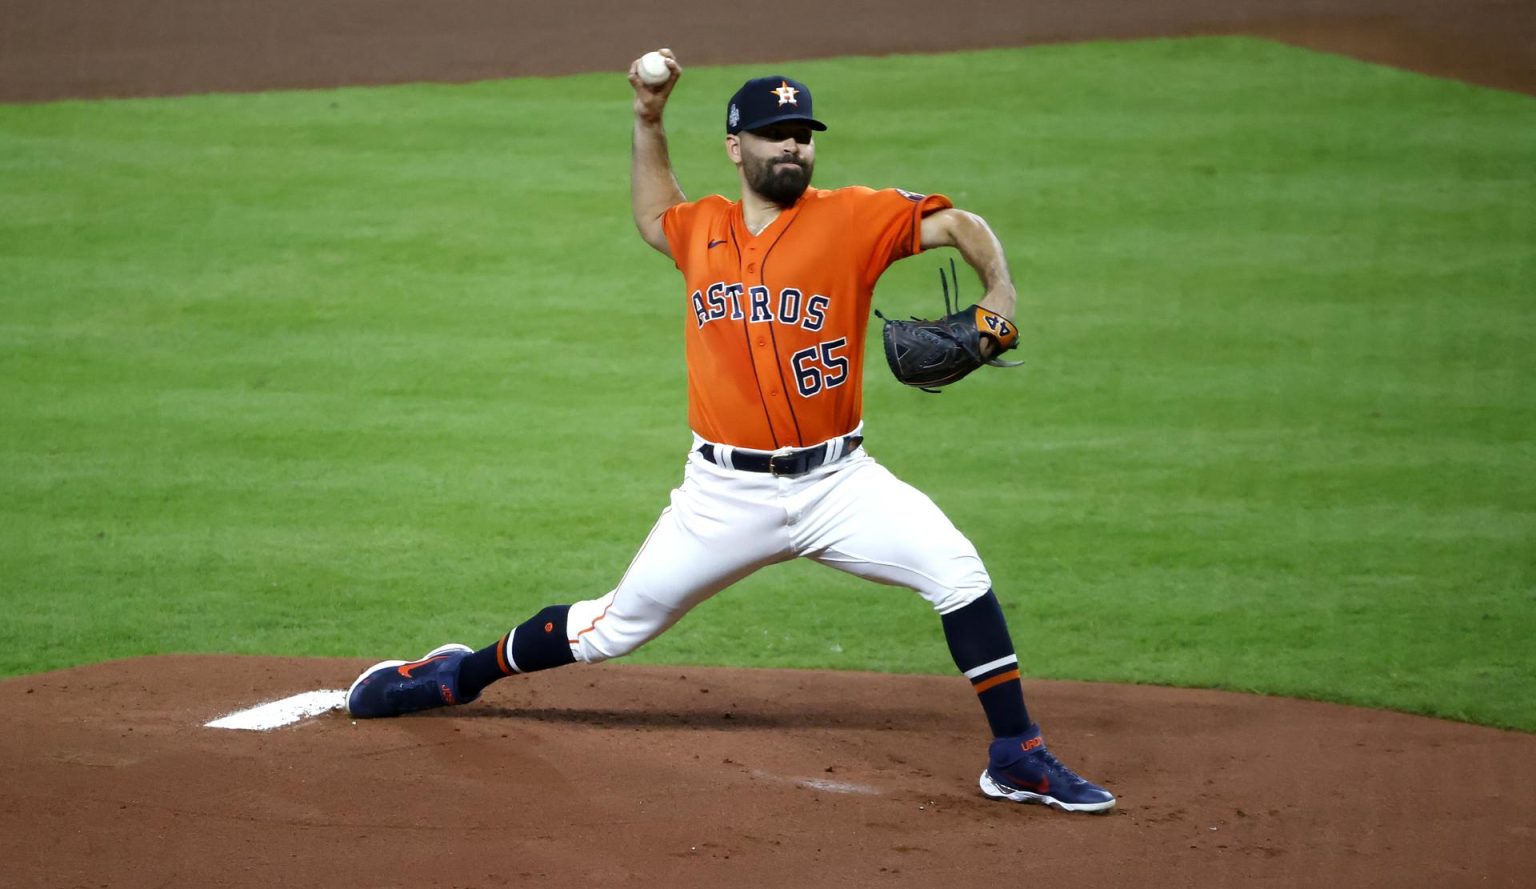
{"left": 927, "top": 564, "right": 993, "bottom": 615}
{"left": 566, "top": 593, "right": 674, "bottom": 664}
{"left": 571, "top": 627, "right": 633, "bottom": 664}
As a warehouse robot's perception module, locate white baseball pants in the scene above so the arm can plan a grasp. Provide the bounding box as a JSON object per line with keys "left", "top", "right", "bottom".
{"left": 564, "top": 440, "right": 992, "bottom": 663}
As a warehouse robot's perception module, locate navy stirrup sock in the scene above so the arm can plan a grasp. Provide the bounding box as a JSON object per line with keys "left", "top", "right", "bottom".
{"left": 941, "top": 589, "right": 1031, "bottom": 738}
{"left": 457, "top": 605, "right": 578, "bottom": 699}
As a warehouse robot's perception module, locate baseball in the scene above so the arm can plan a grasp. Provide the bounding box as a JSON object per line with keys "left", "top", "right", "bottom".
{"left": 637, "top": 51, "right": 671, "bottom": 86}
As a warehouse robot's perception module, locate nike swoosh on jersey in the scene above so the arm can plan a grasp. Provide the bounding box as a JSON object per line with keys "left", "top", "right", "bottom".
{"left": 707, "top": 239, "right": 728, "bottom": 248}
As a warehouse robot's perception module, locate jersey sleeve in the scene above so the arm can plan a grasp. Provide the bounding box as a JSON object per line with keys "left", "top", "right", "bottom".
{"left": 859, "top": 188, "right": 955, "bottom": 280}
{"left": 662, "top": 196, "right": 728, "bottom": 270}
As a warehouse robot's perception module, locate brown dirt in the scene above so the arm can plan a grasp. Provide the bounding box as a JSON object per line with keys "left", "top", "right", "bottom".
{"left": 3, "top": 2, "right": 1533, "bottom": 887}
{"left": 2, "top": 656, "right": 1532, "bottom": 888}
{"left": 0, "top": 0, "right": 1532, "bottom": 101}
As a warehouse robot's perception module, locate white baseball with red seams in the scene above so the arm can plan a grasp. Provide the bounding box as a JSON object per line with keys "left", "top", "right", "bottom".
{"left": 637, "top": 51, "right": 670, "bottom": 86}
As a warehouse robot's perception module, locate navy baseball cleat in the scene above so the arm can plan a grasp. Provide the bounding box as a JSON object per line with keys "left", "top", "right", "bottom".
{"left": 346, "top": 643, "right": 478, "bottom": 718}
{"left": 979, "top": 724, "right": 1116, "bottom": 814}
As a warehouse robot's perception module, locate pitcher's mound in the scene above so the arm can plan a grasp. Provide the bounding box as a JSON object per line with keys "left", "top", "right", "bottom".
{"left": 0, "top": 656, "right": 1529, "bottom": 887}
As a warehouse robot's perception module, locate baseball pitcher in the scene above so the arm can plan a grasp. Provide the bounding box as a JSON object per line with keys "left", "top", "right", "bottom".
{"left": 347, "top": 51, "right": 1115, "bottom": 814}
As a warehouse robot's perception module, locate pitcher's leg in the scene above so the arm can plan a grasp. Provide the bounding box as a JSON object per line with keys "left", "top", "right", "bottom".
{"left": 453, "top": 460, "right": 791, "bottom": 701}
{"left": 794, "top": 455, "right": 1114, "bottom": 811}
{"left": 457, "top": 501, "right": 770, "bottom": 700}
{"left": 352, "top": 458, "right": 791, "bottom": 718}
{"left": 795, "top": 456, "right": 1028, "bottom": 728}
{"left": 563, "top": 494, "right": 786, "bottom": 664}
{"left": 795, "top": 456, "right": 991, "bottom": 613}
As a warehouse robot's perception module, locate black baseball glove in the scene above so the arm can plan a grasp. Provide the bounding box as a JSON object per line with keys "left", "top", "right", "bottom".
{"left": 878, "top": 260, "right": 1022, "bottom": 392}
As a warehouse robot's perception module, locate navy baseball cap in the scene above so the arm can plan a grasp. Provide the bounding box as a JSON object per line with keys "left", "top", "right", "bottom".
{"left": 726, "top": 75, "right": 828, "bottom": 135}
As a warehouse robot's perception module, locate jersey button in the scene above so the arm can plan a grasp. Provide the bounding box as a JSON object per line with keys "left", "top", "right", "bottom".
{"left": 769, "top": 389, "right": 779, "bottom": 397}
{"left": 746, "top": 263, "right": 757, "bottom": 273}
{"left": 756, "top": 337, "right": 767, "bottom": 347}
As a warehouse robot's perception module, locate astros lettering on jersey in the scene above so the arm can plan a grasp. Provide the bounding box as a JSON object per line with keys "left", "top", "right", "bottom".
{"left": 664, "top": 186, "right": 953, "bottom": 450}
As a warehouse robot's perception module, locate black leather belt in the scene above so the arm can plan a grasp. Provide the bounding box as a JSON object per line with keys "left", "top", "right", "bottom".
{"left": 697, "top": 435, "right": 863, "bottom": 476}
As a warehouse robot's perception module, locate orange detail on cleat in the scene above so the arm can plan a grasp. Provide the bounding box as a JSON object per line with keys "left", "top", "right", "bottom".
{"left": 397, "top": 655, "right": 450, "bottom": 678}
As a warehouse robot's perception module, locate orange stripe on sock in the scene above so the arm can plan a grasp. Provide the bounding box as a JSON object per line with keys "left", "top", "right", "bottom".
{"left": 496, "top": 633, "right": 513, "bottom": 675}
{"left": 972, "top": 669, "right": 1021, "bottom": 695}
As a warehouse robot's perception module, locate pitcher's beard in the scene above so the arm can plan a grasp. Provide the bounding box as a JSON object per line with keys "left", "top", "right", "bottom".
{"left": 746, "top": 155, "right": 814, "bottom": 206}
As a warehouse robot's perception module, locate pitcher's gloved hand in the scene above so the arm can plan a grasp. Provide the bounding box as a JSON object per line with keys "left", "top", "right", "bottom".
{"left": 879, "top": 261, "right": 1022, "bottom": 392}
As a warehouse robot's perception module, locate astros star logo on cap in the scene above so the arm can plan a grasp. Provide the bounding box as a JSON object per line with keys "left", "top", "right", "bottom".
{"left": 771, "top": 81, "right": 800, "bottom": 106}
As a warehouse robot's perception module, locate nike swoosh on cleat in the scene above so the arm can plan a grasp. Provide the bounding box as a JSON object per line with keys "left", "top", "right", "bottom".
{"left": 1001, "top": 771, "right": 1048, "bottom": 794}
{"left": 397, "top": 655, "right": 450, "bottom": 678}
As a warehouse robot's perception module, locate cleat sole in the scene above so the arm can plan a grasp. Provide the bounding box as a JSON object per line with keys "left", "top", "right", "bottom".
{"left": 979, "top": 769, "right": 1116, "bottom": 814}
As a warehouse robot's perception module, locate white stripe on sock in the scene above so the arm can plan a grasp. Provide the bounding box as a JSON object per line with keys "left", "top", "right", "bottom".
{"left": 504, "top": 629, "right": 522, "bottom": 674}
{"left": 963, "top": 654, "right": 1018, "bottom": 680}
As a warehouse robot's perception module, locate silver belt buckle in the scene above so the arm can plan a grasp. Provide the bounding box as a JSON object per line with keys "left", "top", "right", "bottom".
{"left": 768, "top": 445, "right": 797, "bottom": 476}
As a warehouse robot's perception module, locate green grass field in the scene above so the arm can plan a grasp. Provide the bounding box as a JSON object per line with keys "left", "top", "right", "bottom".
{"left": 2, "top": 38, "right": 1533, "bottom": 730}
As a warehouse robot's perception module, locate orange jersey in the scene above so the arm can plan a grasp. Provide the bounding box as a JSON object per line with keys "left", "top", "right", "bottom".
{"left": 662, "top": 186, "right": 953, "bottom": 450}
